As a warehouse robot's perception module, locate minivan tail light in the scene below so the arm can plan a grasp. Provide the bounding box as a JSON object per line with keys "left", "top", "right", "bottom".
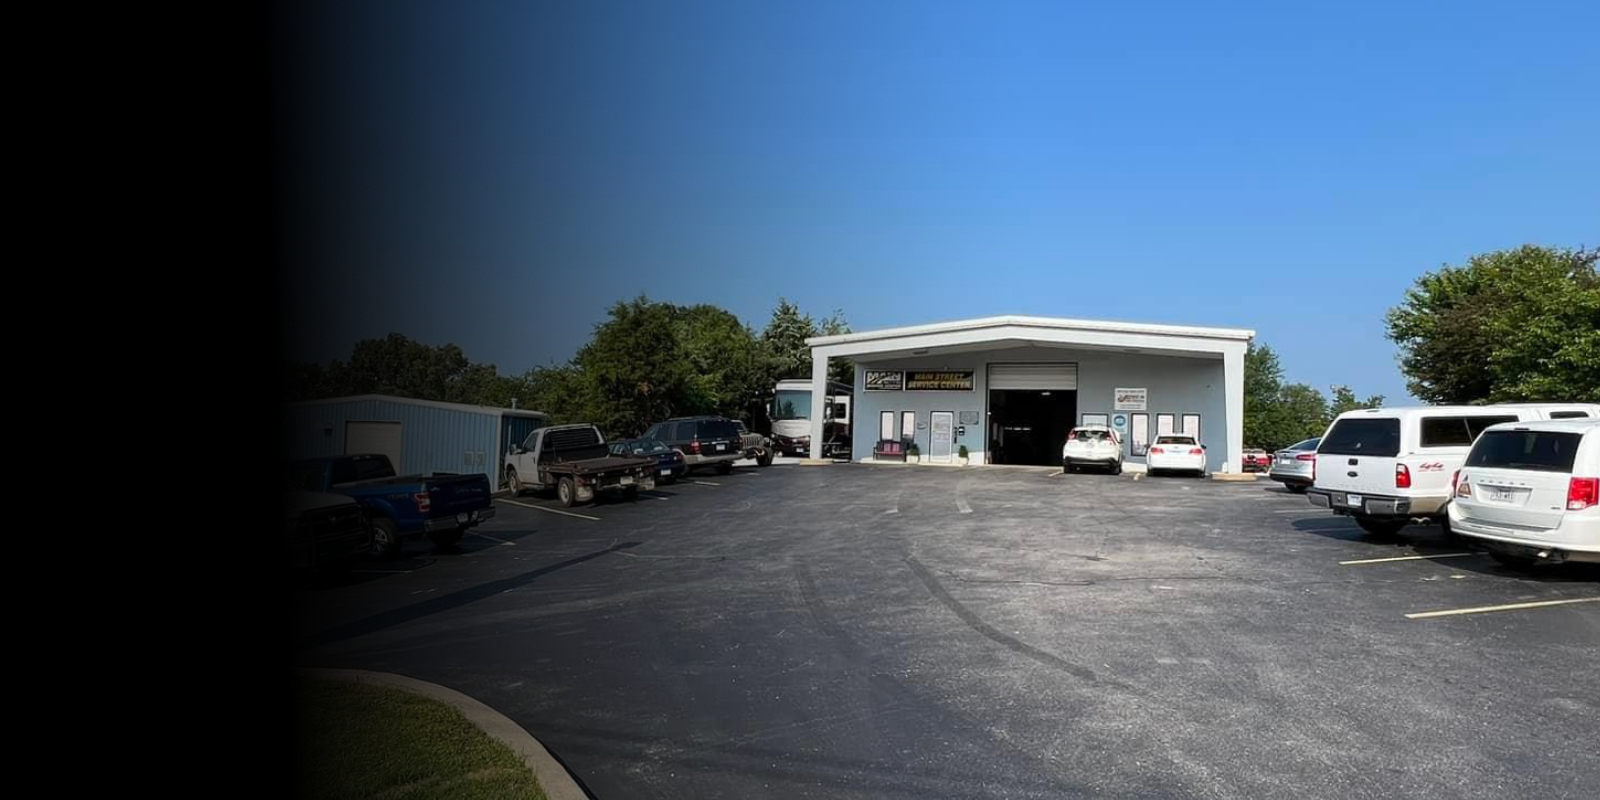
{"left": 1395, "top": 464, "right": 1411, "bottom": 489}
{"left": 1453, "top": 470, "right": 1469, "bottom": 498}
{"left": 1569, "top": 477, "right": 1599, "bottom": 511}
{"left": 690, "top": 438, "right": 701, "bottom": 454}
{"left": 414, "top": 491, "right": 431, "bottom": 512}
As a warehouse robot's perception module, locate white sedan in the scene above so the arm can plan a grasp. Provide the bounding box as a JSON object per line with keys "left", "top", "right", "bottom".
{"left": 1147, "top": 434, "right": 1206, "bottom": 477}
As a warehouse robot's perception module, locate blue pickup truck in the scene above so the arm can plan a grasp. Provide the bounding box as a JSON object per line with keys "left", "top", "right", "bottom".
{"left": 285, "top": 454, "right": 495, "bottom": 558}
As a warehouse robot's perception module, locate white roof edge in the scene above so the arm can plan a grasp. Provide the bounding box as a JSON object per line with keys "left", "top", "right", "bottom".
{"left": 805, "top": 315, "right": 1255, "bottom": 347}
{"left": 286, "top": 393, "right": 549, "bottom": 418}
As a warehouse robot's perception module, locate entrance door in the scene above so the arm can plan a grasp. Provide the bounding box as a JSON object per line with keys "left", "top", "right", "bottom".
{"left": 930, "top": 412, "right": 954, "bottom": 463}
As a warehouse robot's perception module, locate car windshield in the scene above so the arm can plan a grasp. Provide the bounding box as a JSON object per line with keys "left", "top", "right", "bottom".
{"left": 1320, "top": 418, "right": 1400, "bottom": 456}
{"left": 1071, "top": 429, "right": 1113, "bottom": 442}
{"left": 1290, "top": 438, "right": 1320, "bottom": 451}
{"left": 1465, "top": 430, "right": 1582, "bottom": 472}
{"left": 772, "top": 390, "right": 812, "bottom": 421}
{"left": 1155, "top": 436, "right": 1195, "bottom": 445}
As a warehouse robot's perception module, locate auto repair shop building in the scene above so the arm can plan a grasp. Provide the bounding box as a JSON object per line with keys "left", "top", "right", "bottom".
{"left": 803, "top": 316, "right": 1254, "bottom": 473}
{"left": 282, "top": 394, "right": 549, "bottom": 487}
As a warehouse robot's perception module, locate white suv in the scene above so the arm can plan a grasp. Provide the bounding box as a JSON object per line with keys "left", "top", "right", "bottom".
{"left": 1062, "top": 425, "right": 1123, "bottom": 474}
{"left": 1448, "top": 419, "right": 1600, "bottom": 568}
{"left": 1306, "top": 403, "right": 1598, "bottom": 537}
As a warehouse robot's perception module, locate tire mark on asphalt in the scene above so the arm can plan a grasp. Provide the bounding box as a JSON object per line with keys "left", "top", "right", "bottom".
{"left": 906, "top": 555, "right": 1128, "bottom": 688}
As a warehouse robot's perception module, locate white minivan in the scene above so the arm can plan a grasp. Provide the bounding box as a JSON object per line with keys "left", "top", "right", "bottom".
{"left": 1306, "top": 403, "right": 1599, "bottom": 536}
{"left": 1447, "top": 419, "right": 1600, "bottom": 568}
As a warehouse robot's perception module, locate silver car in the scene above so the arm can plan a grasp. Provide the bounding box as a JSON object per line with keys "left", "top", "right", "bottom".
{"left": 1268, "top": 437, "right": 1320, "bottom": 493}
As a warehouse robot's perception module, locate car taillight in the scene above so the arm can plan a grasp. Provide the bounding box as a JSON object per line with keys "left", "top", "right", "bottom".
{"left": 1189, "top": 448, "right": 1204, "bottom": 456}
{"left": 690, "top": 439, "right": 701, "bottom": 454}
{"left": 413, "top": 491, "right": 431, "bottom": 512}
{"left": 1296, "top": 453, "right": 1314, "bottom": 461}
{"left": 1395, "top": 464, "right": 1411, "bottom": 489}
{"left": 1453, "top": 470, "right": 1469, "bottom": 498}
{"left": 1150, "top": 447, "right": 1164, "bottom": 455}
{"left": 1568, "top": 477, "right": 1599, "bottom": 511}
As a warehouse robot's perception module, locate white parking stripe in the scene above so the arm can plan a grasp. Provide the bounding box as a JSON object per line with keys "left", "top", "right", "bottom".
{"left": 956, "top": 498, "right": 972, "bottom": 514}
{"left": 687, "top": 479, "right": 721, "bottom": 487}
{"left": 1339, "top": 553, "right": 1476, "bottom": 565}
{"left": 1405, "top": 597, "right": 1600, "bottom": 619}
{"left": 498, "top": 498, "right": 601, "bottom": 521}
{"left": 468, "top": 531, "right": 516, "bottom": 546}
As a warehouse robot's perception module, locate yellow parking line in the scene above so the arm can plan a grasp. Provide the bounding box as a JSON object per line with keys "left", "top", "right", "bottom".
{"left": 498, "top": 498, "right": 601, "bottom": 521}
{"left": 1405, "top": 597, "right": 1600, "bottom": 619}
{"left": 1339, "top": 552, "right": 1477, "bottom": 565}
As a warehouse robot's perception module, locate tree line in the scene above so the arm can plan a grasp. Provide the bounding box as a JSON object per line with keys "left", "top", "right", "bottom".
{"left": 282, "top": 297, "right": 853, "bottom": 438}
{"left": 283, "top": 244, "right": 1598, "bottom": 449}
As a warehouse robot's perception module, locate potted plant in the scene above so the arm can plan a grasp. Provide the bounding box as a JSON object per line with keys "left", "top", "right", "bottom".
{"left": 906, "top": 442, "right": 920, "bottom": 464}
{"left": 958, "top": 444, "right": 970, "bottom": 466}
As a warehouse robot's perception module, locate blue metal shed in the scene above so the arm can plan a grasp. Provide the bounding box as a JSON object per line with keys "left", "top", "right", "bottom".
{"left": 283, "top": 394, "right": 548, "bottom": 488}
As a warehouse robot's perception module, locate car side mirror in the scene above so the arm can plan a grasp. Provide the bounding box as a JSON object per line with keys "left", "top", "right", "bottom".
{"left": 1201, "top": 445, "right": 1208, "bottom": 449}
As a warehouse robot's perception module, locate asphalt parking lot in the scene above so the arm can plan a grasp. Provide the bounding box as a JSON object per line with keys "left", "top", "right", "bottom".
{"left": 292, "top": 462, "right": 1599, "bottom": 800}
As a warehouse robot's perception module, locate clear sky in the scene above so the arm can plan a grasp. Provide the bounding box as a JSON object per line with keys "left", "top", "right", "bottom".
{"left": 274, "top": 1, "right": 1598, "bottom": 403}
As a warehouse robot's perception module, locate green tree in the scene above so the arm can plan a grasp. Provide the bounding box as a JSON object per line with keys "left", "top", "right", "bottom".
{"left": 1272, "top": 383, "right": 1334, "bottom": 448}
{"left": 761, "top": 298, "right": 816, "bottom": 382}
{"left": 673, "top": 304, "right": 766, "bottom": 420}
{"left": 572, "top": 296, "right": 690, "bottom": 437}
{"left": 1386, "top": 244, "right": 1600, "bottom": 403}
{"left": 1327, "top": 385, "right": 1384, "bottom": 418}
{"left": 1243, "top": 343, "right": 1287, "bottom": 449}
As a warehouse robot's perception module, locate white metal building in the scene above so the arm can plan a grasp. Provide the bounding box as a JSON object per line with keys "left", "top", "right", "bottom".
{"left": 804, "top": 315, "right": 1255, "bottom": 473}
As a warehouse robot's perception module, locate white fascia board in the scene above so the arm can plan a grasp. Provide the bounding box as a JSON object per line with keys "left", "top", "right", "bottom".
{"left": 286, "top": 393, "right": 550, "bottom": 419}
{"left": 813, "top": 323, "right": 1251, "bottom": 360}
{"left": 806, "top": 315, "right": 1254, "bottom": 348}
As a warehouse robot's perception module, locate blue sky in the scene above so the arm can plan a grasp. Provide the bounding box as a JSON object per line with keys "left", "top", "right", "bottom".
{"left": 276, "top": 1, "right": 1598, "bottom": 404}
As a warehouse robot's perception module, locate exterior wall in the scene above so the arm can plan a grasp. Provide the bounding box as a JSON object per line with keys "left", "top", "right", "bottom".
{"left": 851, "top": 346, "right": 1231, "bottom": 471}
{"left": 284, "top": 399, "right": 515, "bottom": 485}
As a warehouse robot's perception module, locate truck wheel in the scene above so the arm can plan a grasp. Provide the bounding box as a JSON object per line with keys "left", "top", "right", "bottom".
{"left": 558, "top": 477, "right": 577, "bottom": 507}
{"left": 1356, "top": 516, "right": 1406, "bottom": 538}
{"left": 758, "top": 448, "right": 774, "bottom": 467}
{"left": 371, "top": 518, "right": 402, "bottom": 560}
{"left": 428, "top": 528, "right": 465, "bottom": 551}
{"left": 716, "top": 461, "right": 734, "bottom": 475}
{"left": 506, "top": 467, "right": 523, "bottom": 497}
{"left": 623, "top": 486, "right": 639, "bottom": 501}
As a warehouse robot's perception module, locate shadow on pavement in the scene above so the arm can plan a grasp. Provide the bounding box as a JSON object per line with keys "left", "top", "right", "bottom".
{"left": 298, "top": 540, "right": 641, "bottom": 652}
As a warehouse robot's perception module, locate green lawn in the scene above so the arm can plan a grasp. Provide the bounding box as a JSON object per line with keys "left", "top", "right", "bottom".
{"left": 294, "top": 676, "right": 549, "bottom": 800}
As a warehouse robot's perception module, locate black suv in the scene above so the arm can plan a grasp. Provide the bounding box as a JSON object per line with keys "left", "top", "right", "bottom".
{"left": 641, "top": 416, "right": 745, "bottom": 474}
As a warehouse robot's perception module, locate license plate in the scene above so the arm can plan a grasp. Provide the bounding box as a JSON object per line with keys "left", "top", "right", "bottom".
{"left": 621, "top": 475, "right": 635, "bottom": 485}
{"left": 1485, "top": 486, "right": 1518, "bottom": 503}
{"left": 715, "top": 443, "right": 726, "bottom": 452}
{"left": 457, "top": 512, "right": 470, "bottom": 524}
{"left": 1344, "top": 494, "right": 1364, "bottom": 507}
{"left": 1279, "top": 456, "right": 1293, "bottom": 464}
{"left": 659, "top": 468, "right": 670, "bottom": 476}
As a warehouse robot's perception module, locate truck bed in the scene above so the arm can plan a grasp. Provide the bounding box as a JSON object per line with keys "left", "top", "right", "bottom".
{"left": 541, "top": 455, "right": 656, "bottom": 475}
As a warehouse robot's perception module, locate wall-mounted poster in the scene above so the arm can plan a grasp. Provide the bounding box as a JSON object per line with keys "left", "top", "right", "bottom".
{"left": 864, "top": 370, "right": 904, "bottom": 391}
{"left": 1114, "top": 388, "right": 1147, "bottom": 411}
{"left": 905, "top": 371, "right": 974, "bottom": 391}
{"left": 958, "top": 410, "right": 980, "bottom": 425}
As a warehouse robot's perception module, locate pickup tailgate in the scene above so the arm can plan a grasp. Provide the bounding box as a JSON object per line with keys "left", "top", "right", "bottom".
{"left": 1315, "top": 416, "right": 1401, "bottom": 499}
{"left": 570, "top": 456, "right": 655, "bottom": 478}
{"left": 420, "top": 473, "right": 494, "bottom": 520}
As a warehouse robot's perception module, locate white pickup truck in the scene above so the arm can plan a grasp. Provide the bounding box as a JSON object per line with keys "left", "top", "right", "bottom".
{"left": 504, "top": 424, "right": 657, "bottom": 507}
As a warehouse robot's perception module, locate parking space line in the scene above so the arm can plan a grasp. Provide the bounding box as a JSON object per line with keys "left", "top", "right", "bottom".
{"left": 468, "top": 531, "right": 516, "bottom": 546}
{"left": 1405, "top": 597, "right": 1600, "bottom": 619}
{"left": 956, "top": 498, "right": 972, "bottom": 514}
{"left": 1339, "top": 552, "right": 1477, "bottom": 565}
{"left": 687, "top": 479, "right": 721, "bottom": 486}
{"left": 498, "top": 498, "right": 601, "bottom": 521}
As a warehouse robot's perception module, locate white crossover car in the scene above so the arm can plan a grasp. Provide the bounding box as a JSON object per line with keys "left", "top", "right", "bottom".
{"left": 1447, "top": 419, "right": 1599, "bottom": 568}
{"left": 1062, "top": 425, "right": 1123, "bottom": 474}
{"left": 1147, "top": 434, "right": 1206, "bottom": 477}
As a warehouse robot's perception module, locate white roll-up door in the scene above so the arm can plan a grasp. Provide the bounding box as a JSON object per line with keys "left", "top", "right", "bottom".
{"left": 346, "top": 421, "right": 403, "bottom": 470}
{"left": 987, "top": 363, "right": 1078, "bottom": 391}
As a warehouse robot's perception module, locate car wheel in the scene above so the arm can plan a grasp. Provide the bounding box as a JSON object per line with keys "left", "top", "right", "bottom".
{"left": 1112, "top": 461, "right": 1122, "bottom": 475}
{"left": 1489, "top": 550, "right": 1539, "bottom": 569}
{"left": 506, "top": 467, "right": 523, "bottom": 497}
{"left": 758, "top": 448, "right": 774, "bottom": 467}
{"left": 716, "top": 461, "right": 734, "bottom": 475}
{"left": 371, "top": 517, "right": 402, "bottom": 560}
{"left": 1438, "top": 514, "right": 1460, "bottom": 541}
{"left": 558, "top": 477, "right": 577, "bottom": 507}
{"left": 1355, "top": 516, "right": 1406, "bottom": 537}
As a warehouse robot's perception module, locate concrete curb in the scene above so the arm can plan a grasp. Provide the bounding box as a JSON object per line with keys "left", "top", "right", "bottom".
{"left": 1210, "top": 472, "right": 1259, "bottom": 482}
{"left": 301, "top": 668, "right": 589, "bottom": 800}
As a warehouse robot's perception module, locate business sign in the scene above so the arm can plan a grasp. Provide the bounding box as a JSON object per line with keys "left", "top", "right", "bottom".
{"left": 1113, "top": 414, "right": 1128, "bottom": 429}
{"left": 1114, "top": 387, "right": 1147, "bottom": 411}
{"left": 864, "top": 370, "right": 904, "bottom": 391}
{"left": 905, "top": 370, "right": 974, "bottom": 391}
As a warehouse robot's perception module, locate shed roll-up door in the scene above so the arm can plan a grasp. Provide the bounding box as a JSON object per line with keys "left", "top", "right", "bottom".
{"left": 988, "top": 363, "right": 1078, "bottom": 391}
{"left": 346, "top": 421, "right": 403, "bottom": 471}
